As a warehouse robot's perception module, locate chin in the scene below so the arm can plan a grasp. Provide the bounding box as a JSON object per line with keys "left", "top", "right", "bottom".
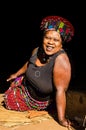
{"left": 45, "top": 51, "right": 54, "bottom": 56}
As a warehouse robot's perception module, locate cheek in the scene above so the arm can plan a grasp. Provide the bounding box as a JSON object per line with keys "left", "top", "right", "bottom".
{"left": 42, "top": 43, "right": 46, "bottom": 50}
{"left": 43, "top": 40, "right": 47, "bottom": 46}
{"left": 56, "top": 42, "right": 62, "bottom": 47}
{"left": 43, "top": 38, "right": 47, "bottom": 43}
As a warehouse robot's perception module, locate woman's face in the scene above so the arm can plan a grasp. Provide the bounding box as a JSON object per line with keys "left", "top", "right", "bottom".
{"left": 43, "top": 30, "right": 62, "bottom": 55}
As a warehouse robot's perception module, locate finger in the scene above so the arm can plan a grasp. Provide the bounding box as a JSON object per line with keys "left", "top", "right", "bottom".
{"left": 6, "top": 78, "right": 12, "bottom": 82}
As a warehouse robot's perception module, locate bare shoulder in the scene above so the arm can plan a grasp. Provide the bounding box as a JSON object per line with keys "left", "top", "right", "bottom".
{"left": 32, "top": 47, "right": 38, "bottom": 55}
{"left": 54, "top": 52, "right": 71, "bottom": 70}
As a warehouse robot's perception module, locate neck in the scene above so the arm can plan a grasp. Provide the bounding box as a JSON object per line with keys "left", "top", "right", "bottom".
{"left": 37, "top": 47, "right": 49, "bottom": 64}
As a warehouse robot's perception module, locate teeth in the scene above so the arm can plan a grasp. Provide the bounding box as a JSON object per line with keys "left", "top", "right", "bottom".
{"left": 47, "top": 46, "right": 53, "bottom": 51}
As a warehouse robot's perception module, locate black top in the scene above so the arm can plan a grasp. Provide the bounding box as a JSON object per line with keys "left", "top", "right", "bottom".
{"left": 24, "top": 47, "right": 65, "bottom": 101}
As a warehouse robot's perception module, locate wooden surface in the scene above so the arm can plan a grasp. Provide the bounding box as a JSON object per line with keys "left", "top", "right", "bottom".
{"left": 1, "top": 91, "right": 85, "bottom": 130}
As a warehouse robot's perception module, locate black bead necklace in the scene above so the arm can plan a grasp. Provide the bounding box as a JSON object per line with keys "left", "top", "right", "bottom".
{"left": 37, "top": 47, "right": 49, "bottom": 64}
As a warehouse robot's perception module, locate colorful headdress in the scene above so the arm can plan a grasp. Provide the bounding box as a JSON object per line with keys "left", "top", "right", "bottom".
{"left": 40, "top": 16, "right": 74, "bottom": 42}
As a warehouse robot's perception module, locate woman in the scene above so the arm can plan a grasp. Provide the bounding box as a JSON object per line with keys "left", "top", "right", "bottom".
{"left": 4, "top": 16, "right": 74, "bottom": 127}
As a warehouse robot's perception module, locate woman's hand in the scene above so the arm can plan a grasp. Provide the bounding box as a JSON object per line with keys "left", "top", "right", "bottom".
{"left": 6, "top": 73, "right": 18, "bottom": 82}
{"left": 59, "top": 118, "right": 72, "bottom": 127}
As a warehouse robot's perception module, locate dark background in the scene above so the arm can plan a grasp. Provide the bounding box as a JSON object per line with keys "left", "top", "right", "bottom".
{"left": 0, "top": 2, "right": 86, "bottom": 93}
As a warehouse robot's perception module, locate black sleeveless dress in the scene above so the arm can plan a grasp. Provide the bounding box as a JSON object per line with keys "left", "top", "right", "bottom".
{"left": 24, "top": 48, "right": 65, "bottom": 101}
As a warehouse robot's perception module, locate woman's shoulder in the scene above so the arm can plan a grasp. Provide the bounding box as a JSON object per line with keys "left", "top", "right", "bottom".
{"left": 53, "top": 49, "right": 66, "bottom": 59}
{"left": 55, "top": 49, "right": 71, "bottom": 67}
{"left": 31, "top": 47, "right": 39, "bottom": 56}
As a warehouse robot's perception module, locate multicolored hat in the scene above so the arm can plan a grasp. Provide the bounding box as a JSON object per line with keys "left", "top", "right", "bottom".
{"left": 40, "top": 16, "right": 74, "bottom": 42}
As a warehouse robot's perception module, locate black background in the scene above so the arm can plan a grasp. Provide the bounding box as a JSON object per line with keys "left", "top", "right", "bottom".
{"left": 0, "top": 2, "right": 86, "bottom": 93}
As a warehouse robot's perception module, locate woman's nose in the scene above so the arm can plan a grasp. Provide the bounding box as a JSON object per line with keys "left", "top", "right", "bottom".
{"left": 48, "top": 39, "right": 54, "bottom": 44}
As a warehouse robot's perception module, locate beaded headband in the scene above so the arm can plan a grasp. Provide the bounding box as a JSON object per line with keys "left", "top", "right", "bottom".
{"left": 40, "top": 16, "right": 74, "bottom": 42}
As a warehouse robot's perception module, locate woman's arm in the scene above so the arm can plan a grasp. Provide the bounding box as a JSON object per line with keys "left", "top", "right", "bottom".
{"left": 6, "top": 61, "right": 28, "bottom": 82}
{"left": 6, "top": 47, "right": 38, "bottom": 82}
{"left": 53, "top": 53, "right": 71, "bottom": 127}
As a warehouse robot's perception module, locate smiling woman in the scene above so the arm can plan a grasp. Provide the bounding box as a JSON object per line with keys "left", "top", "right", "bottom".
{"left": 3, "top": 15, "right": 75, "bottom": 128}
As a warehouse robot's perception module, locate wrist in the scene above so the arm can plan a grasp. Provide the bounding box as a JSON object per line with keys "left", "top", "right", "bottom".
{"left": 15, "top": 73, "right": 19, "bottom": 77}
{"left": 58, "top": 118, "right": 71, "bottom": 127}
{"left": 59, "top": 118, "right": 66, "bottom": 123}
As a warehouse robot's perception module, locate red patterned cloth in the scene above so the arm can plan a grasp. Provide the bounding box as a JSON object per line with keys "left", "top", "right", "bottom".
{"left": 4, "top": 76, "right": 49, "bottom": 111}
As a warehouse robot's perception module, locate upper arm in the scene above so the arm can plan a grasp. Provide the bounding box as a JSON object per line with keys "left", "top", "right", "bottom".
{"left": 53, "top": 53, "right": 71, "bottom": 91}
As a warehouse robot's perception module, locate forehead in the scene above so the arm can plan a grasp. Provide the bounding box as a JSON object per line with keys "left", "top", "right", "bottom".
{"left": 44, "top": 30, "right": 61, "bottom": 38}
